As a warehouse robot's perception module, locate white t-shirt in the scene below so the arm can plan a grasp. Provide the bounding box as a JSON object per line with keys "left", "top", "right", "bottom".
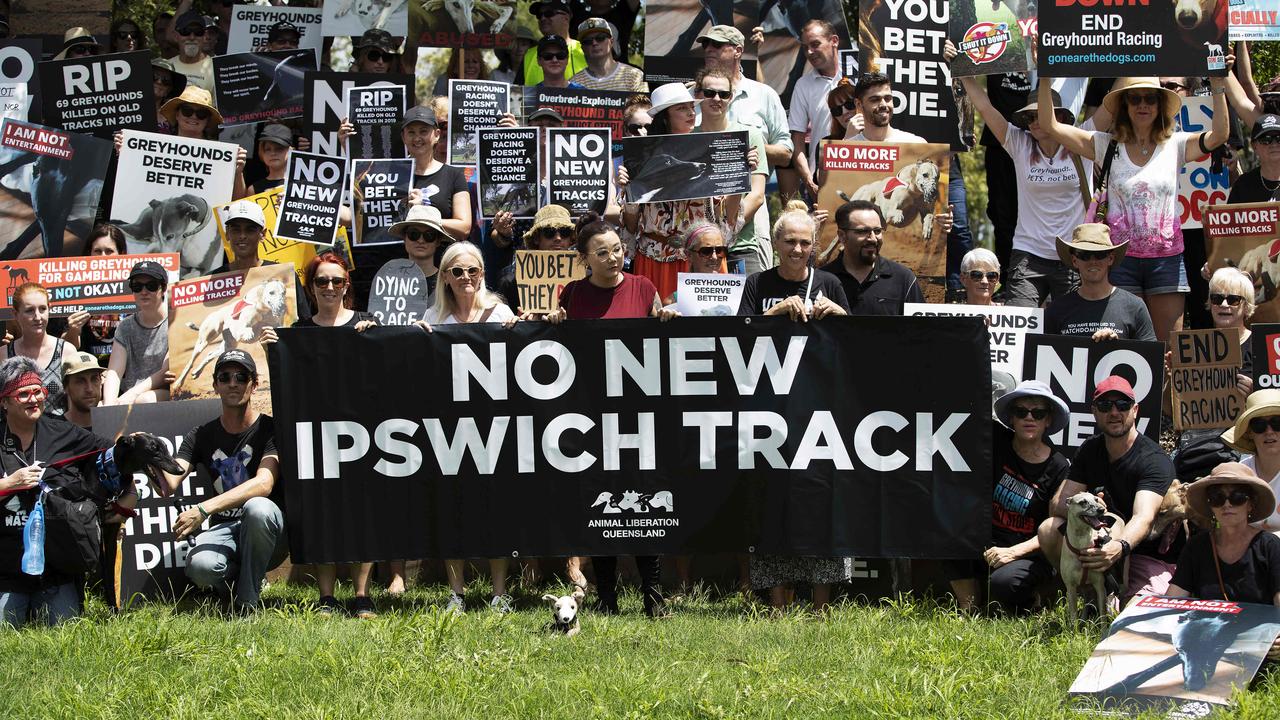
{"left": 167, "top": 55, "right": 214, "bottom": 93}
{"left": 1090, "top": 130, "right": 1191, "bottom": 258}
{"left": 788, "top": 69, "right": 839, "bottom": 176}
{"left": 1241, "top": 455, "right": 1280, "bottom": 532}
{"left": 850, "top": 128, "right": 928, "bottom": 144}
{"left": 433, "top": 302, "right": 515, "bottom": 325}
{"left": 1003, "top": 119, "right": 1097, "bottom": 260}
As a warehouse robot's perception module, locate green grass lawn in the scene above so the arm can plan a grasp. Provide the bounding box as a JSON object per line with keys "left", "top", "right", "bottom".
{"left": 2, "top": 582, "right": 1279, "bottom": 719}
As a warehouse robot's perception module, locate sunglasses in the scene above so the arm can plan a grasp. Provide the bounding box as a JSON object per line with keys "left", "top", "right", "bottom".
{"left": 1210, "top": 293, "right": 1244, "bottom": 306}
{"left": 840, "top": 225, "right": 884, "bottom": 237}
{"left": 69, "top": 44, "right": 103, "bottom": 56}
{"left": 448, "top": 266, "right": 481, "bottom": 278}
{"left": 1011, "top": 405, "right": 1049, "bottom": 420}
{"left": 695, "top": 245, "right": 728, "bottom": 258}
{"left": 1072, "top": 249, "right": 1111, "bottom": 261}
{"left": 215, "top": 370, "right": 252, "bottom": 384}
{"left": 1257, "top": 135, "right": 1280, "bottom": 146}
{"left": 538, "top": 9, "right": 568, "bottom": 17}
{"left": 177, "top": 27, "right": 205, "bottom": 37}
{"left": 538, "top": 227, "right": 572, "bottom": 240}
{"left": 404, "top": 229, "right": 440, "bottom": 242}
{"left": 700, "top": 39, "right": 730, "bottom": 50}
{"left": 178, "top": 105, "right": 211, "bottom": 120}
{"left": 116, "top": 31, "right": 141, "bottom": 40}
{"left": 699, "top": 88, "right": 733, "bottom": 100}
{"left": 313, "top": 276, "right": 347, "bottom": 289}
{"left": 625, "top": 122, "right": 650, "bottom": 134}
{"left": 1249, "top": 416, "right": 1280, "bottom": 434}
{"left": 364, "top": 49, "right": 395, "bottom": 63}
{"left": 1093, "top": 397, "right": 1135, "bottom": 413}
{"left": 1207, "top": 489, "right": 1251, "bottom": 508}
{"left": 540, "top": 52, "right": 568, "bottom": 62}
{"left": 582, "top": 34, "right": 611, "bottom": 45}
{"left": 11, "top": 387, "right": 45, "bottom": 404}
{"left": 968, "top": 271, "right": 1000, "bottom": 282}
{"left": 130, "top": 280, "right": 161, "bottom": 293}
{"left": 837, "top": 98, "right": 858, "bottom": 113}
{"left": 1126, "top": 92, "right": 1160, "bottom": 106}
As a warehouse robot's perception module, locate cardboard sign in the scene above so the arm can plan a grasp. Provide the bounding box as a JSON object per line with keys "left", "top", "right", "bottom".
{"left": 547, "top": 127, "right": 611, "bottom": 217}
{"left": 906, "top": 303, "right": 1043, "bottom": 378}
{"left": 322, "top": 0, "right": 408, "bottom": 38}
{"left": 227, "top": 5, "right": 324, "bottom": 55}
{"left": 351, "top": 158, "right": 414, "bottom": 244}
{"left": 213, "top": 188, "right": 336, "bottom": 282}
{"left": 345, "top": 83, "right": 406, "bottom": 159}
{"left": 447, "top": 79, "right": 508, "bottom": 166}
{"left": 514, "top": 250, "right": 585, "bottom": 314}
{"left": 622, "top": 131, "right": 752, "bottom": 204}
{"left": 0, "top": 253, "right": 178, "bottom": 320}
{"left": 1178, "top": 97, "right": 1230, "bottom": 230}
{"left": 213, "top": 50, "right": 315, "bottom": 127}
{"left": 276, "top": 150, "right": 347, "bottom": 245}
{"left": 1170, "top": 328, "right": 1243, "bottom": 431}
{"left": 816, "top": 140, "right": 952, "bottom": 301}
{"left": 111, "top": 130, "right": 240, "bottom": 278}
{"left": 676, "top": 273, "right": 746, "bottom": 317}
{"left": 477, "top": 127, "right": 538, "bottom": 220}
{"left": 519, "top": 87, "right": 632, "bottom": 141}
{"left": 947, "top": 0, "right": 1032, "bottom": 77}
{"left": 409, "top": 0, "right": 518, "bottom": 48}
{"left": 1251, "top": 323, "right": 1280, "bottom": 390}
{"left": 1070, "top": 596, "right": 1280, "bottom": 715}
{"left": 0, "top": 118, "right": 112, "bottom": 260}
{"left": 1037, "top": 0, "right": 1228, "bottom": 77}
{"left": 38, "top": 50, "right": 154, "bottom": 137}
{"left": 369, "top": 258, "right": 430, "bottom": 325}
{"left": 1230, "top": 0, "right": 1280, "bottom": 40}
{"left": 1205, "top": 202, "right": 1280, "bottom": 323}
{"left": 302, "top": 71, "right": 412, "bottom": 157}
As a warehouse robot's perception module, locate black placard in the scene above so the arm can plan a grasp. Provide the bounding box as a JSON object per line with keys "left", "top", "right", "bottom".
{"left": 276, "top": 150, "right": 346, "bottom": 245}
{"left": 302, "top": 71, "right": 412, "bottom": 157}
{"left": 622, "top": 131, "right": 751, "bottom": 203}
{"left": 520, "top": 86, "right": 631, "bottom": 142}
{"left": 214, "top": 49, "right": 316, "bottom": 127}
{"left": 38, "top": 50, "right": 155, "bottom": 137}
{"left": 1037, "top": 0, "right": 1229, "bottom": 77}
{"left": 547, "top": 127, "right": 611, "bottom": 217}
{"left": 351, "top": 158, "right": 414, "bottom": 244}
{"left": 345, "top": 84, "right": 406, "bottom": 159}
{"left": 1252, "top": 323, "right": 1280, "bottom": 391}
{"left": 477, "top": 127, "right": 538, "bottom": 220}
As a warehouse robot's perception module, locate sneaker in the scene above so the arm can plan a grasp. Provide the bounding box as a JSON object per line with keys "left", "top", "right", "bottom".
{"left": 445, "top": 593, "right": 465, "bottom": 615}
{"left": 317, "top": 595, "right": 343, "bottom": 616}
{"left": 490, "top": 594, "right": 514, "bottom": 614}
{"left": 351, "top": 595, "right": 378, "bottom": 619}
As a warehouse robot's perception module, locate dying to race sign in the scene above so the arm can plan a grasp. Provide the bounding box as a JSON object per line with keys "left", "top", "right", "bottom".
{"left": 39, "top": 50, "right": 154, "bottom": 137}
{"left": 272, "top": 316, "right": 993, "bottom": 562}
{"left": 547, "top": 127, "right": 611, "bottom": 217}
{"left": 1037, "top": 0, "right": 1229, "bottom": 77}
{"left": 447, "top": 79, "right": 508, "bottom": 166}
{"left": 477, "top": 127, "right": 538, "bottom": 219}
{"left": 213, "top": 50, "right": 316, "bottom": 126}
{"left": 622, "top": 131, "right": 751, "bottom": 204}
{"left": 276, "top": 150, "right": 346, "bottom": 245}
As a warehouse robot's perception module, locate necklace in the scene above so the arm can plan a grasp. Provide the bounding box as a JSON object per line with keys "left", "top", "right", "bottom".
{"left": 1262, "top": 175, "right": 1280, "bottom": 192}
{"left": 1135, "top": 139, "right": 1152, "bottom": 156}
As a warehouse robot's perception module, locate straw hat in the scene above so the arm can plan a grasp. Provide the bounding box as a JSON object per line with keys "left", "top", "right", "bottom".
{"left": 649, "top": 83, "right": 702, "bottom": 117}
{"left": 1185, "top": 462, "right": 1277, "bottom": 525}
{"left": 54, "top": 27, "right": 102, "bottom": 61}
{"left": 1055, "top": 223, "right": 1129, "bottom": 267}
{"left": 1221, "top": 389, "right": 1280, "bottom": 454}
{"left": 993, "top": 379, "right": 1070, "bottom": 435}
{"left": 526, "top": 205, "right": 573, "bottom": 236}
{"left": 1101, "top": 78, "right": 1181, "bottom": 127}
{"left": 160, "top": 86, "right": 223, "bottom": 127}
{"left": 388, "top": 204, "right": 449, "bottom": 238}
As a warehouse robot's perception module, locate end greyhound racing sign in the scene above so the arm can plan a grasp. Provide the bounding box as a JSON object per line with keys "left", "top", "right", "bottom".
{"left": 272, "top": 317, "right": 993, "bottom": 562}
{"left": 1038, "top": 0, "right": 1230, "bottom": 77}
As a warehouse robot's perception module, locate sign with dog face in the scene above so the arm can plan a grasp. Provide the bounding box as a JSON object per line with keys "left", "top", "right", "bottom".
{"left": 0, "top": 252, "right": 179, "bottom": 320}
{"left": 111, "top": 130, "right": 240, "bottom": 279}
{"left": 0, "top": 117, "right": 113, "bottom": 261}
{"left": 447, "top": 79, "right": 509, "bottom": 166}
{"left": 621, "top": 131, "right": 752, "bottom": 204}
{"left": 273, "top": 314, "right": 993, "bottom": 561}
{"left": 168, "top": 264, "right": 299, "bottom": 414}
{"left": 947, "top": 0, "right": 1032, "bottom": 78}
{"left": 1170, "top": 327, "right": 1243, "bottom": 431}
{"left": 276, "top": 150, "right": 348, "bottom": 246}
{"left": 547, "top": 127, "right": 611, "bottom": 217}
{"left": 1178, "top": 97, "right": 1230, "bottom": 230}
{"left": 303, "top": 71, "right": 412, "bottom": 157}
{"left": 1037, "top": 0, "right": 1229, "bottom": 77}
{"left": 1205, "top": 202, "right": 1280, "bottom": 323}
{"left": 816, "top": 139, "right": 951, "bottom": 302}
{"left": 213, "top": 50, "right": 316, "bottom": 127}
{"left": 228, "top": 5, "right": 325, "bottom": 55}
{"left": 38, "top": 50, "right": 155, "bottom": 138}
{"left": 1022, "top": 334, "right": 1165, "bottom": 456}
{"left": 905, "top": 303, "right": 1042, "bottom": 378}
{"left": 514, "top": 250, "right": 585, "bottom": 314}
{"left": 322, "top": 0, "right": 409, "bottom": 38}
{"left": 477, "top": 127, "right": 538, "bottom": 220}
{"left": 409, "top": 0, "right": 518, "bottom": 48}
{"left": 1069, "top": 596, "right": 1280, "bottom": 714}
{"left": 345, "top": 83, "right": 406, "bottom": 159}
{"left": 351, "top": 158, "right": 414, "bottom": 244}
{"left": 1230, "top": 0, "right": 1280, "bottom": 40}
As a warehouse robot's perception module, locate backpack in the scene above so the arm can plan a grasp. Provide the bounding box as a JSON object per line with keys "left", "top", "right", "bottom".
{"left": 38, "top": 451, "right": 113, "bottom": 576}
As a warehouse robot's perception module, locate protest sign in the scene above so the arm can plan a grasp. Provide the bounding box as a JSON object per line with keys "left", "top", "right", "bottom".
{"left": 1170, "top": 328, "right": 1243, "bottom": 431}
{"left": 859, "top": 0, "right": 965, "bottom": 148}
{"left": 273, "top": 315, "right": 993, "bottom": 562}
{"left": 38, "top": 50, "right": 154, "bottom": 137}
{"left": 303, "top": 71, "right": 412, "bottom": 156}
{"left": 514, "top": 249, "right": 586, "bottom": 314}
{"left": 816, "top": 139, "right": 952, "bottom": 302}
{"left": 0, "top": 118, "right": 112, "bottom": 260}
{"left": 213, "top": 187, "right": 336, "bottom": 281}
{"left": 1230, "top": 0, "right": 1280, "bottom": 40}
{"left": 345, "top": 83, "right": 406, "bottom": 159}
{"left": 409, "top": 0, "right": 518, "bottom": 48}
{"left": 840, "top": 48, "right": 860, "bottom": 81}
{"left": 228, "top": 5, "right": 324, "bottom": 55}
{"left": 947, "top": 0, "right": 1032, "bottom": 77}
{"left": 111, "top": 130, "right": 239, "bottom": 278}
{"left": 322, "top": 0, "right": 408, "bottom": 38}
{"left": 1037, "top": 0, "right": 1228, "bottom": 77}
{"left": 1069, "top": 596, "right": 1280, "bottom": 716}
{"left": 905, "top": 303, "right": 1042, "bottom": 378}
{"left": 1178, "top": 97, "right": 1230, "bottom": 230}
{"left": 168, "top": 264, "right": 298, "bottom": 413}
{"left": 1252, "top": 323, "right": 1280, "bottom": 390}
{"left": 447, "top": 79, "right": 508, "bottom": 166}
{"left": 622, "top": 131, "right": 751, "bottom": 204}
{"left": 0, "top": 84, "right": 30, "bottom": 125}
{"left": 1023, "top": 334, "right": 1164, "bottom": 456}
{"left": 352, "top": 158, "right": 414, "bottom": 244}
{"left": 276, "top": 151, "right": 347, "bottom": 245}
{"left": 1204, "top": 202, "right": 1280, "bottom": 323}
{"left": 213, "top": 50, "right": 315, "bottom": 127}
{"left": 369, "top": 258, "right": 431, "bottom": 324}
{"left": 93, "top": 399, "right": 222, "bottom": 608}
{"left": 676, "top": 273, "right": 746, "bottom": 317}
{"left": 0, "top": 253, "right": 178, "bottom": 320}
{"left": 519, "top": 87, "right": 631, "bottom": 141}
{"left": 351, "top": 242, "right": 408, "bottom": 312}
{"left": 0, "top": 39, "right": 43, "bottom": 123}
{"left": 547, "top": 127, "right": 611, "bottom": 217}
{"left": 477, "top": 127, "right": 538, "bottom": 220}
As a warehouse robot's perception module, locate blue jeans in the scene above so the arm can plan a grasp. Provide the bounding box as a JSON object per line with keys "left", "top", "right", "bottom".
{"left": 945, "top": 156, "right": 973, "bottom": 291}
{"left": 186, "top": 497, "right": 288, "bottom": 609}
{"left": 0, "top": 582, "right": 80, "bottom": 628}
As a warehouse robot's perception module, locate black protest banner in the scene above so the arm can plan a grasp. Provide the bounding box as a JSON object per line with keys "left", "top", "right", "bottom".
{"left": 477, "top": 127, "right": 538, "bottom": 220}
{"left": 947, "top": 0, "right": 1032, "bottom": 77}
{"left": 303, "top": 71, "right": 413, "bottom": 157}
{"left": 227, "top": 5, "right": 324, "bottom": 56}
{"left": 409, "top": 0, "right": 517, "bottom": 48}
{"left": 520, "top": 86, "right": 632, "bottom": 141}
{"left": 1037, "top": 0, "right": 1228, "bottom": 77}
{"left": 272, "top": 316, "right": 993, "bottom": 562}
{"left": 1205, "top": 202, "right": 1280, "bottom": 324}
{"left": 38, "top": 50, "right": 154, "bottom": 137}
{"left": 277, "top": 150, "right": 347, "bottom": 245}
{"left": 448, "top": 79, "right": 508, "bottom": 166}
{"left": 1022, "top": 334, "right": 1164, "bottom": 456}
{"left": 1253, "top": 324, "right": 1280, "bottom": 390}
{"left": 0, "top": 118, "right": 112, "bottom": 260}
{"left": 514, "top": 250, "right": 586, "bottom": 314}
{"left": 213, "top": 50, "right": 316, "bottom": 127}
{"left": 1170, "top": 328, "right": 1243, "bottom": 431}
{"left": 92, "top": 399, "right": 222, "bottom": 608}
{"left": 547, "top": 127, "right": 611, "bottom": 217}
{"left": 623, "top": 131, "right": 751, "bottom": 204}
{"left": 345, "top": 83, "right": 406, "bottom": 159}
{"left": 0, "top": 40, "right": 43, "bottom": 123}
{"left": 369, "top": 258, "right": 431, "bottom": 324}
{"left": 859, "top": 0, "right": 965, "bottom": 148}
{"left": 352, "top": 158, "right": 414, "bottom": 244}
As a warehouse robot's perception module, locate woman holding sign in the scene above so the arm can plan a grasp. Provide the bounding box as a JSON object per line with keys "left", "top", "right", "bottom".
{"left": 401, "top": 107, "right": 472, "bottom": 243}
{"left": 1038, "top": 76, "right": 1230, "bottom": 345}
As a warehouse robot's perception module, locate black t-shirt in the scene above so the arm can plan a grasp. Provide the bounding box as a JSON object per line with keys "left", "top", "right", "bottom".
{"left": 176, "top": 414, "right": 281, "bottom": 523}
{"left": 293, "top": 311, "right": 378, "bottom": 328}
{"left": 1227, "top": 168, "right": 1280, "bottom": 204}
{"left": 413, "top": 164, "right": 469, "bottom": 221}
{"left": 820, "top": 256, "right": 923, "bottom": 317}
{"left": 737, "top": 267, "right": 850, "bottom": 315}
{"left": 1171, "top": 530, "right": 1280, "bottom": 604}
{"left": 991, "top": 426, "right": 1070, "bottom": 547}
{"left": 1044, "top": 288, "right": 1156, "bottom": 341}
{"left": 1069, "top": 433, "right": 1179, "bottom": 561}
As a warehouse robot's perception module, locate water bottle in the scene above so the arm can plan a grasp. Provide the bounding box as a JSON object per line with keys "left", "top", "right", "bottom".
{"left": 21, "top": 493, "right": 45, "bottom": 575}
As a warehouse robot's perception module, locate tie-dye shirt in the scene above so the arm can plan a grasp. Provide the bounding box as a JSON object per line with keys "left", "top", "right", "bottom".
{"left": 1091, "top": 131, "right": 1192, "bottom": 258}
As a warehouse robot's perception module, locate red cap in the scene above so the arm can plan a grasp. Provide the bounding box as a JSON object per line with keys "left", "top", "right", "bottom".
{"left": 1092, "top": 375, "right": 1136, "bottom": 401}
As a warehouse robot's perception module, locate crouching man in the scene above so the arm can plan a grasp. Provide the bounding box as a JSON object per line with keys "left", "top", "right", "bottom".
{"left": 160, "top": 349, "right": 286, "bottom": 611}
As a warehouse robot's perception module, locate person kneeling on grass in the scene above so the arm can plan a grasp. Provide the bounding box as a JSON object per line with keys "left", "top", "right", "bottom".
{"left": 160, "top": 349, "right": 287, "bottom": 612}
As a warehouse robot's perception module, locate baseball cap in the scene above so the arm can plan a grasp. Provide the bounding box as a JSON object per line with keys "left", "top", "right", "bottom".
{"left": 697, "top": 25, "right": 744, "bottom": 47}
{"left": 175, "top": 10, "right": 204, "bottom": 30}
{"left": 355, "top": 28, "right": 398, "bottom": 54}
{"left": 61, "top": 352, "right": 104, "bottom": 382}
{"left": 577, "top": 17, "right": 613, "bottom": 41}
{"left": 258, "top": 123, "right": 294, "bottom": 148}
{"left": 538, "top": 34, "right": 569, "bottom": 54}
{"left": 129, "top": 260, "right": 168, "bottom": 284}
{"left": 1092, "top": 375, "right": 1137, "bottom": 402}
{"left": 214, "top": 349, "right": 257, "bottom": 376}
{"left": 223, "top": 199, "right": 267, "bottom": 228}
{"left": 530, "top": 0, "right": 570, "bottom": 16}
{"left": 268, "top": 20, "right": 301, "bottom": 41}
{"left": 402, "top": 105, "right": 438, "bottom": 127}
{"left": 1253, "top": 114, "right": 1280, "bottom": 142}
{"left": 529, "top": 106, "right": 565, "bottom": 123}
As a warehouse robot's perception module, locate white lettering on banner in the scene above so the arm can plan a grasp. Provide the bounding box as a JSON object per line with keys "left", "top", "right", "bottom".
{"left": 423, "top": 417, "right": 509, "bottom": 474}
{"left": 374, "top": 418, "right": 422, "bottom": 477}
{"left": 603, "top": 336, "right": 807, "bottom": 397}
{"left": 1031, "top": 346, "right": 1155, "bottom": 403}
{"left": 452, "top": 341, "right": 577, "bottom": 401}
{"left": 602, "top": 412, "right": 656, "bottom": 471}
{"left": 543, "top": 413, "right": 595, "bottom": 472}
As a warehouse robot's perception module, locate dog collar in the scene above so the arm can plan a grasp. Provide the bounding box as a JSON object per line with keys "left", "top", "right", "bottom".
{"left": 95, "top": 446, "right": 125, "bottom": 495}
{"left": 1064, "top": 532, "right": 1108, "bottom": 557}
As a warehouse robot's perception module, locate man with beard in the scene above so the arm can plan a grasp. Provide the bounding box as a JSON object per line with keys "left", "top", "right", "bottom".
{"left": 61, "top": 352, "right": 105, "bottom": 429}
{"left": 1038, "top": 376, "right": 1180, "bottom": 603}
{"left": 166, "top": 11, "right": 215, "bottom": 92}
{"left": 213, "top": 200, "right": 312, "bottom": 321}
{"left": 821, "top": 199, "right": 923, "bottom": 316}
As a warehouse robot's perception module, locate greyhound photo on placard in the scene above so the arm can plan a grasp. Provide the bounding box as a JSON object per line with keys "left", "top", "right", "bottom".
{"left": 478, "top": 127, "right": 538, "bottom": 219}
{"left": 410, "top": 0, "right": 517, "bottom": 48}
{"left": 322, "top": 0, "right": 409, "bottom": 38}
{"left": 621, "top": 131, "right": 751, "bottom": 204}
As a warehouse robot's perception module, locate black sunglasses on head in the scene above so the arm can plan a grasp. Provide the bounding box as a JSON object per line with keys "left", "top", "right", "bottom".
{"left": 1093, "top": 397, "right": 1135, "bottom": 413}
{"left": 1249, "top": 416, "right": 1280, "bottom": 434}
{"left": 1207, "top": 488, "right": 1251, "bottom": 508}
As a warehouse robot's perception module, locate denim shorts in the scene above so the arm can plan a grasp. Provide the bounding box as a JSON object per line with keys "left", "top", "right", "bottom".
{"left": 1108, "top": 253, "right": 1189, "bottom": 295}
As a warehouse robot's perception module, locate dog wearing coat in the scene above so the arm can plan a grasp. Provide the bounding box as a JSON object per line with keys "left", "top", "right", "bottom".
{"left": 173, "top": 278, "right": 288, "bottom": 390}
{"left": 846, "top": 158, "right": 941, "bottom": 241}
{"left": 1061, "top": 492, "right": 1127, "bottom": 625}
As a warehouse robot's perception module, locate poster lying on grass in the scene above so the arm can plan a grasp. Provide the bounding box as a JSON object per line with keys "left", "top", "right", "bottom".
{"left": 947, "top": 0, "right": 1032, "bottom": 77}
{"left": 0, "top": 252, "right": 178, "bottom": 320}
{"left": 1037, "top": 0, "right": 1229, "bottom": 77}
{"left": 213, "top": 50, "right": 315, "bottom": 126}
{"left": 477, "top": 127, "right": 538, "bottom": 219}
{"left": 448, "top": 79, "right": 508, "bottom": 166}
{"left": 38, "top": 50, "right": 154, "bottom": 137}
{"left": 622, "top": 131, "right": 750, "bottom": 203}
{"left": 1204, "top": 202, "right": 1280, "bottom": 323}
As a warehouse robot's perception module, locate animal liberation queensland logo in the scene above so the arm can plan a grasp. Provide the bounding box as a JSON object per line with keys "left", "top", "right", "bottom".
{"left": 587, "top": 490, "right": 678, "bottom": 538}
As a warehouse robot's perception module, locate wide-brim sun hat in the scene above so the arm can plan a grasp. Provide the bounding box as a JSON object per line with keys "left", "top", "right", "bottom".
{"left": 1221, "top": 389, "right": 1280, "bottom": 454}
{"left": 527, "top": 204, "right": 573, "bottom": 236}
{"left": 1186, "top": 461, "right": 1277, "bottom": 525}
{"left": 388, "top": 204, "right": 449, "bottom": 238}
{"left": 160, "top": 85, "right": 223, "bottom": 127}
{"left": 1055, "top": 222, "right": 1129, "bottom": 267}
{"left": 1101, "top": 77, "right": 1181, "bottom": 127}
{"left": 1011, "top": 88, "right": 1075, "bottom": 130}
{"left": 648, "top": 83, "right": 702, "bottom": 117}
{"left": 993, "top": 379, "right": 1070, "bottom": 436}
